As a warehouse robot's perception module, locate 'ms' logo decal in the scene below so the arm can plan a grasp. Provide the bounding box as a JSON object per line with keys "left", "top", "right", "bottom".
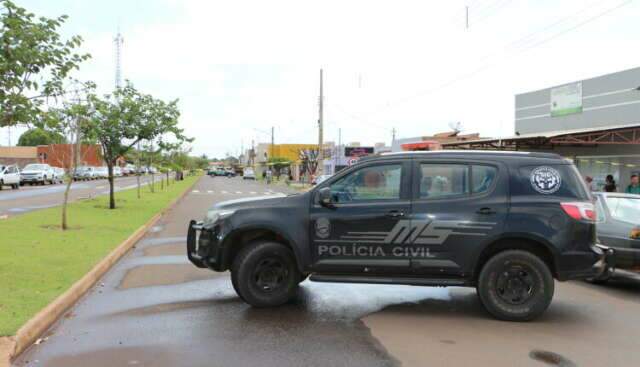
{"left": 316, "top": 219, "right": 495, "bottom": 245}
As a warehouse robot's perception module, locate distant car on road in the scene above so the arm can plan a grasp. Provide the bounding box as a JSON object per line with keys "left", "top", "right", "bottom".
{"left": 0, "top": 164, "right": 20, "bottom": 190}
{"left": 243, "top": 168, "right": 256, "bottom": 180}
{"left": 591, "top": 192, "right": 640, "bottom": 282}
{"left": 20, "top": 163, "right": 55, "bottom": 185}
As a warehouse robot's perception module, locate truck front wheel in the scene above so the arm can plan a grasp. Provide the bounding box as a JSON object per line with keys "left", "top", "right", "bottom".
{"left": 477, "top": 250, "right": 554, "bottom": 322}
{"left": 231, "top": 241, "right": 301, "bottom": 307}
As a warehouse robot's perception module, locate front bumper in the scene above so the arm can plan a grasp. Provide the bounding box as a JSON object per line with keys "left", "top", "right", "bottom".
{"left": 187, "top": 220, "right": 224, "bottom": 270}
{"left": 21, "top": 176, "right": 43, "bottom": 182}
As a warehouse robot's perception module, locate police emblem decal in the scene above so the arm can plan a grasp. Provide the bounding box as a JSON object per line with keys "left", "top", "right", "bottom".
{"left": 530, "top": 166, "right": 561, "bottom": 194}
{"left": 315, "top": 217, "right": 331, "bottom": 239}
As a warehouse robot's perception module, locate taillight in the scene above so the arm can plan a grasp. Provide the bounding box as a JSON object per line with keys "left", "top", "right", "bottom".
{"left": 560, "top": 202, "right": 596, "bottom": 222}
{"left": 631, "top": 227, "right": 640, "bottom": 239}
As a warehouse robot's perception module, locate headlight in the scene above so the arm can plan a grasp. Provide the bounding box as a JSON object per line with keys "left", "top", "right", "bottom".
{"left": 203, "top": 209, "right": 235, "bottom": 226}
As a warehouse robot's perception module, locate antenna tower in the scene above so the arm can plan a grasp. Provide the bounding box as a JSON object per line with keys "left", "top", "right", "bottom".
{"left": 114, "top": 29, "right": 124, "bottom": 89}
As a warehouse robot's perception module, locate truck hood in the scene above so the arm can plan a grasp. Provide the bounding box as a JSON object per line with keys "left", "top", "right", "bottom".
{"left": 211, "top": 193, "right": 288, "bottom": 210}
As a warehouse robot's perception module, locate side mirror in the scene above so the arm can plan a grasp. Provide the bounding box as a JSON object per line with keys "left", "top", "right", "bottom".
{"left": 318, "top": 187, "right": 334, "bottom": 207}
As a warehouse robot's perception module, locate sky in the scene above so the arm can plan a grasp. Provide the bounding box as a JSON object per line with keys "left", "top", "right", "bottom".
{"left": 2, "top": 0, "right": 640, "bottom": 158}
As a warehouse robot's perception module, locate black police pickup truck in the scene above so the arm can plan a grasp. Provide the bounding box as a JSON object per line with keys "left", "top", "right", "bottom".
{"left": 187, "top": 151, "right": 609, "bottom": 321}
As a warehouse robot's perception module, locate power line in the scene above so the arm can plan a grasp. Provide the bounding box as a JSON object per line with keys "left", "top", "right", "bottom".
{"left": 362, "top": 0, "right": 633, "bottom": 115}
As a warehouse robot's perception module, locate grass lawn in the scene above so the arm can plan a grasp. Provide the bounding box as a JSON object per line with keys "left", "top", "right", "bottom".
{"left": 0, "top": 175, "right": 199, "bottom": 335}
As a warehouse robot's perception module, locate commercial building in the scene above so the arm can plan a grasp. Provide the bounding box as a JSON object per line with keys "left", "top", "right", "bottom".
{"left": 0, "top": 146, "right": 38, "bottom": 167}
{"left": 392, "top": 131, "right": 482, "bottom": 152}
{"left": 36, "top": 144, "right": 103, "bottom": 169}
{"left": 444, "top": 67, "right": 640, "bottom": 191}
{"left": 0, "top": 144, "right": 104, "bottom": 169}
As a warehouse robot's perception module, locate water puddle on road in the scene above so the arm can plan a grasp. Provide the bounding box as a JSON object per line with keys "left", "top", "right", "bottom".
{"left": 143, "top": 243, "right": 184, "bottom": 256}
{"left": 118, "top": 264, "right": 221, "bottom": 289}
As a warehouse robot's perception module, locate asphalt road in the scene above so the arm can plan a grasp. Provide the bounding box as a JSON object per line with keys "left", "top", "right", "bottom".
{"left": 0, "top": 174, "right": 163, "bottom": 217}
{"left": 13, "top": 176, "right": 640, "bottom": 367}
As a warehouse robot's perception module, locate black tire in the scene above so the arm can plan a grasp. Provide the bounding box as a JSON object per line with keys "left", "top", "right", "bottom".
{"left": 0, "top": 181, "right": 3, "bottom": 190}
{"left": 477, "top": 250, "right": 554, "bottom": 322}
{"left": 231, "top": 241, "right": 301, "bottom": 307}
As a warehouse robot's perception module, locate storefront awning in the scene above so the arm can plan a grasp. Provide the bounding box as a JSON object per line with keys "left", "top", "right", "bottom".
{"left": 442, "top": 123, "right": 640, "bottom": 150}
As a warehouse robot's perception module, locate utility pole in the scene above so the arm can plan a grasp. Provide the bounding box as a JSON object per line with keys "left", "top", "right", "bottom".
{"left": 317, "top": 69, "right": 324, "bottom": 175}
{"left": 392, "top": 127, "right": 396, "bottom": 146}
{"left": 465, "top": 5, "right": 469, "bottom": 29}
{"left": 270, "top": 126, "right": 275, "bottom": 159}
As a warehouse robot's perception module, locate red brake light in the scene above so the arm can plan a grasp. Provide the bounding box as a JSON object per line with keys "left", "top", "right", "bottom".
{"left": 561, "top": 202, "right": 595, "bottom": 222}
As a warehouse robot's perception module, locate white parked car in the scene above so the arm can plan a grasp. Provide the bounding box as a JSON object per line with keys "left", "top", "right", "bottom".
{"left": 20, "top": 163, "right": 55, "bottom": 185}
{"left": 52, "top": 167, "right": 66, "bottom": 184}
{"left": 95, "top": 166, "right": 109, "bottom": 179}
{"left": 114, "top": 166, "right": 123, "bottom": 177}
{"left": 0, "top": 164, "right": 21, "bottom": 190}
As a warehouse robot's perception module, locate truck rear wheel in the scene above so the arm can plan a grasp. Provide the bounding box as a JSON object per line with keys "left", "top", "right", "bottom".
{"left": 477, "top": 250, "right": 554, "bottom": 321}
{"left": 231, "top": 241, "right": 301, "bottom": 307}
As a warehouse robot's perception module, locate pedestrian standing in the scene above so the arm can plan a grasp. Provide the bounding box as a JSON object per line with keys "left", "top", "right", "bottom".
{"left": 626, "top": 174, "right": 640, "bottom": 194}
{"left": 604, "top": 174, "right": 617, "bottom": 192}
{"left": 584, "top": 176, "right": 594, "bottom": 191}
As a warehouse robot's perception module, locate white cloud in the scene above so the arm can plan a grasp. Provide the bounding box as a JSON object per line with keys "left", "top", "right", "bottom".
{"left": 3, "top": 0, "right": 640, "bottom": 157}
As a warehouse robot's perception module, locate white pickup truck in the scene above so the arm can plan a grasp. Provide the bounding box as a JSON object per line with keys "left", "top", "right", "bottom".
{"left": 0, "top": 164, "right": 21, "bottom": 190}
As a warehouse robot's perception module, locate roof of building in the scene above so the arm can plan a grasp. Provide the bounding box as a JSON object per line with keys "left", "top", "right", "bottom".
{"left": 442, "top": 123, "right": 640, "bottom": 149}
{"left": 0, "top": 146, "right": 37, "bottom": 159}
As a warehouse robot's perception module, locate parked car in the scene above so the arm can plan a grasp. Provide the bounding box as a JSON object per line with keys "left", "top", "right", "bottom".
{"left": 114, "top": 166, "right": 123, "bottom": 177}
{"left": 20, "top": 163, "right": 55, "bottom": 185}
{"left": 590, "top": 192, "right": 640, "bottom": 282}
{"left": 0, "top": 164, "right": 21, "bottom": 190}
{"left": 187, "top": 150, "right": 608, "bottom": 321}
{"left": 95, "top": 166, "right": 109, "bottom": 179}
{"left": 73, "top": 166, "right": 88, "bottom": 181}
{"left": 84, "top": 167, "right": 99, "bottom": 180}
{"left": 224, "top": 168, "right": 236, "bottom": 178}
{"left": 123, "top": 164, "right": 136, "bottom": 176}
{"left": 52, "top": 167, "right": 66, "bottom": 184}
{"left": 243, "top": 168, "right": 256, "bottom": 180}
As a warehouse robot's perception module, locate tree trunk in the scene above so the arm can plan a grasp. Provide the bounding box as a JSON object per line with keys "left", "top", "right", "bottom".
{"left": 136, "top": 142, "right": 141, "bottom": 199}
{"left": 62, "top": 120, "right": 82, "bottom": 230}
{"left": 108, "top": 163, "right": 116, "bottom": 209}
{"left": 166, "top": 170, "right": 170, "bottom": 186}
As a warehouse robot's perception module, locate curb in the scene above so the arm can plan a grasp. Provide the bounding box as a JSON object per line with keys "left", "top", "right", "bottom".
{"left": 3, "top": 175, "right": 201, "bottom": 366}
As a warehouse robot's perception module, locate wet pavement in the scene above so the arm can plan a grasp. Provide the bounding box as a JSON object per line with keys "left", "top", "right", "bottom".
{"left": 13, "top": 176, "right": 640, "bottom": 367}
{"left": 0, "top": 175, "right": 163, "bottom": 217}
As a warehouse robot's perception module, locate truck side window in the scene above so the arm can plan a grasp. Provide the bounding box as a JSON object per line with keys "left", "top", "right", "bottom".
{"left": 472, "top": 165, "right": 497, "bottom": 194}
{"left": 419, "top": 164, "right": 468, "bottom": 199}
{"left": 329, "top": 164, "right": 402, "bottom": 202}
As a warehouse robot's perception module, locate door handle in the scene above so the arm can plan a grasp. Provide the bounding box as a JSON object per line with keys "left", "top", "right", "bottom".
{"left": 476, "top": 207, "right": 496, "bottom": 215}
{"left": 386, "top": 210, "right": 405, "bottom": 218}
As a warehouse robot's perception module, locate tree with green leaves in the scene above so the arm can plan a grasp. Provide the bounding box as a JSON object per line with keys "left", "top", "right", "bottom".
{"left": 0, "top": 0, "right": 90, "bottom": 127}
{"left": 17, "top": 127, "right": 66, "bottom": 146}
{"left": 85, "top": 83, "right": 190, "bottom": 209}
{"left": 39, "top": 81, "right": 96, "bottom": 229}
